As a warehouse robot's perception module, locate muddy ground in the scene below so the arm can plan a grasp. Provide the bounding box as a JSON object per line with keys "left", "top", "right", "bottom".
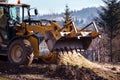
{"left": 0, "top": 55, "right": 119, "bottom": 80}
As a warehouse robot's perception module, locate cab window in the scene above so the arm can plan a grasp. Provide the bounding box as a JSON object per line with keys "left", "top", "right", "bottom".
{"left": 10, "top": 6, "right": 21, "bottom": 23}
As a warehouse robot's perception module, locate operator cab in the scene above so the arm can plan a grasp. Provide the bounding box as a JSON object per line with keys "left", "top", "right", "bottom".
{"left": 0, "top": 2, "right": 31, "bottom": 53}
{"left": 0, "top": 2, "right": 30, "bottom": 42}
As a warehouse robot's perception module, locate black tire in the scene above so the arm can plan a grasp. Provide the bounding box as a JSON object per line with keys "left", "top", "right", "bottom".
{"left": 8, "top": 39, "right": 34, "bottom": 65}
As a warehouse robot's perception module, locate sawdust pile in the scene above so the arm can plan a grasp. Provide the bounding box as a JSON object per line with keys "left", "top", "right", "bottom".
{"left": 58, "top": 50, "right": 95, "bottom": 68}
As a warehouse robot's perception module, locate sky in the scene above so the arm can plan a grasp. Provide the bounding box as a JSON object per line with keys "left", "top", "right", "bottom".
{"left": 8, "top": 0, "right": 105, "bottom": 15}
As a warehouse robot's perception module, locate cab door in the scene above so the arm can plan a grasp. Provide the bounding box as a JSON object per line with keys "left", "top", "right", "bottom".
{"left": 0, "top": 6, "right": 8, "bottom": 42}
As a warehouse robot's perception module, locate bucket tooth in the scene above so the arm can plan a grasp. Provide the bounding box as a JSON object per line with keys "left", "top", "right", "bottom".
{"left": 54, "top": 48, "right": 59, "bottom": 52}
{"left": 60, "top": 48, "right": 64, "bottom": 53}
{"left": 69, "top": 49, "right": 72, "bottom": 53}
{"left": 79, "top": 48, "right": 81, "bottom": 52}
{"left": 75, "top": 48, "right": 77, "bottom": 52}
{"left": 64, "top": 47, "right": 68, "bottom": 52}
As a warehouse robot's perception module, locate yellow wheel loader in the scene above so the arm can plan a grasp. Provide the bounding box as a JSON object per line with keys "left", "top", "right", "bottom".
{"left": 0, "top": 2, "right": 99, "bottom": 65}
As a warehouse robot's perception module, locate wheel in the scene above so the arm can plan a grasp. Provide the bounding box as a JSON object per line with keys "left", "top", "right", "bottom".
{"left": 8, "top": 39, "right": 34, "bottom": 65}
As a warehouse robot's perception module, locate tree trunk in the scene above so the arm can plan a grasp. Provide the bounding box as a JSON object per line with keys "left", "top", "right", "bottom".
{"left": 110, "top": 31, "right": 113, "bottom": 62}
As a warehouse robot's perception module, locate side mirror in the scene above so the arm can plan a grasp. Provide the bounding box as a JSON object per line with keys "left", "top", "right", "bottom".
{"left": 35, "top": 9, "right": 38, "bottom": 15}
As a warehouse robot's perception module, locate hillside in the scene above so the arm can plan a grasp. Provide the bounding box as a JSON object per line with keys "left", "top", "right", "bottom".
{"left": 36, "top": 7, "right": 100, "bottom": 28}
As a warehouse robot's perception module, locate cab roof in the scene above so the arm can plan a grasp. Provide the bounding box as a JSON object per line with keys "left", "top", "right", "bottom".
{"left": 0, "top": 2, "right": 30, "bottom": 7}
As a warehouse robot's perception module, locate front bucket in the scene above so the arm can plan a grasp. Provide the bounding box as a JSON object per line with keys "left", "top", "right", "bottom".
{"left": 44, "top": 31, "right": 92, "bottom": 51}
{"left": 52, "top": 37, "right": 83, "bottom": 50}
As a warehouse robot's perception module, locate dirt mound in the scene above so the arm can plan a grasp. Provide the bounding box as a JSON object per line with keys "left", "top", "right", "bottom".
{"left": 45, "top": 65, "right": 106, "bottom": 80}
{"left": 0, "top": 52, "right": 119, "bottom": 80}
{"left": 0, "top": 60, "right": 106, "bottom": 80}
{"left": 58, "top": 50, "right": 95, "bottom": 68}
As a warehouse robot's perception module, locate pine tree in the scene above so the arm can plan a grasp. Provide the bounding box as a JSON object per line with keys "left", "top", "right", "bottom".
{"left": 97, "top": 0, "right": 120, "bottom": 62}
{"left": 64, "top": 5, "right": 72, "bottom": 23}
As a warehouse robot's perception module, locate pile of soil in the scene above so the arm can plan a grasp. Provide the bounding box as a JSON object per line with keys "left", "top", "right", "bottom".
{"left": 0, "top": 60, "right": 106, "bottom": 80}
{"left": 0, "top": 53, "right": 119, "bottom": 80}
{"left": 58, "top": 50, "right": 95, "bottom": 68}
{"left": 45, "top": 65, "right": 106, "bottom": 80}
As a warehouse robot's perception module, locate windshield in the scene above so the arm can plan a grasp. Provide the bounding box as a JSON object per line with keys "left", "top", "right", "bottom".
{"left": 9, "top": 6, "right": 28, "bottom": 23}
